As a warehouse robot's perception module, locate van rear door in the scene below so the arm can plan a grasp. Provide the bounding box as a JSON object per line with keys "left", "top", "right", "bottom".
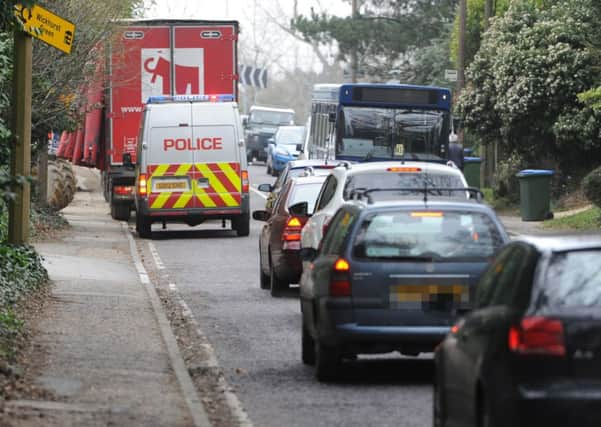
{"left": 146, "top": 104, "right": 195, "bottom": 211}
{"left": 191, "top": 103, "right": 242, "bottom": 211}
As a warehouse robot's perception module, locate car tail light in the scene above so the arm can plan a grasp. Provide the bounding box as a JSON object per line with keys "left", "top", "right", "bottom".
{"left": 508, "top": 317, "right": 566, "bottom": 357}
{"left": 114, "top": 185, "right": 133, "bottom": 196}
{"left": 282, "top": 216, "right": 305, "bottom": 250}
{"left": 137, "top": 174, "right": 148, "bottom": 196}
{"left": 330, "top": 258, "right": 351, "bottom": 297}
{"left": 241, "top": 170, "right": 249, "bottom": 193}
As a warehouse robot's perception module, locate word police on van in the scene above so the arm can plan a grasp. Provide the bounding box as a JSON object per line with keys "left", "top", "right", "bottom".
{"left": 133, "top": 94, "right": 250, "bottom": 238}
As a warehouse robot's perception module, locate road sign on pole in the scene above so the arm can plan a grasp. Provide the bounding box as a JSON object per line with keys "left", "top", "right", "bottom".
{"left": 14, "top": 4, "right": 76, "bottom": 54}
{"left": 444, "top": 69, "right": 458, "bottom": 82}
{"left": 9, "top": 30, "right": 32, "bottom": 244}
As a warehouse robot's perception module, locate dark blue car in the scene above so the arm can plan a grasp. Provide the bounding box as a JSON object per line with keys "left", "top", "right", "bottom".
{"left": 299, "top": 191, "right": 509, "bottom": 381}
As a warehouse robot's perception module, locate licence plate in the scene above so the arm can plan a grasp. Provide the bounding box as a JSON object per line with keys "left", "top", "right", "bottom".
{"left": 154, "top": 180, "right": 189, "bottom": 191}
{"left": 389, "top": 284, "right": 468, "bottom": 310}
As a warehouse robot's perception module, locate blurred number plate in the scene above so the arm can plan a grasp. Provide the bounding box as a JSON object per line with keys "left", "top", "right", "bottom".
{"left": 390, "top": 284, "right": 468, "bottom": 309}
{"left": 153, "top": 180, "right": 189, "bottom": 191}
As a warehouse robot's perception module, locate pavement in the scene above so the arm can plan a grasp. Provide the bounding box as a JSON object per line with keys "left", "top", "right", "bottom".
{"left": 2, "top": 170, "right": 210, "bottom": 426}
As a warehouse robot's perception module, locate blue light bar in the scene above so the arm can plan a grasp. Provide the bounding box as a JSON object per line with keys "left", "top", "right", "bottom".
{"left": 146, "top": 94, "right": 235, "bottom": 104}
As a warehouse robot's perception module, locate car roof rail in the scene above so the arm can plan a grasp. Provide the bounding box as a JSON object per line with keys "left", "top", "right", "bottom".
{"left": 356, "top": 187, "right": 484, "bottom": 204}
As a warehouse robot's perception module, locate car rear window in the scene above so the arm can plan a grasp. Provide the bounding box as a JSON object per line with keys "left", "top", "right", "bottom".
{"left": 343, "top": 171, "right": 464, "bottom": 200}
{"left": 287, "top": 182, "right": 325, "bottom": 213}
{"left": 352, "top": 210, "right": 504, "bottom": 261}
{"left": 541, "top": 250, "right": 601, "bottom": 308}
{"left": 288, "top": 167, "right": 334, "bottom": 179}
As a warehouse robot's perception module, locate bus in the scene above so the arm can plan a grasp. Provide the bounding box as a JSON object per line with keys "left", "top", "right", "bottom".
{"left": 307, "top": 83, "right": 453, "bottom": 163}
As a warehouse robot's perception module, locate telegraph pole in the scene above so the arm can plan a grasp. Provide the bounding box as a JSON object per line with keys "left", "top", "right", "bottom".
{"left": 9, "top": 30, "right": 33, "bottom": 244}
{"left": 457, "top": 0, "right": 466, "bottom": 95}
{"left": 351, "top": 0, "right": 358, "bottom": 83}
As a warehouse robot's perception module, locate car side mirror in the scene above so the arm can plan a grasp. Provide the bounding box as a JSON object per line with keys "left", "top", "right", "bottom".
{"left": 296, "top": 143, "right": 303, "bottom": 152}
{"left": 299, "top": 247, "right": 318, "bottom": 262}
{"left": 242, "top": 117, "right": 248, "bottom": 127}
{"left": 252, "top": 210, "right": 270, "bottom": 222}
{"left": 289, "top": 201, "right": 309, "bottom": 217}
{"left": 257, "top": 183, "right": 273, "bottom": 193}
{"left": 122, "top": 152, "right": 134, "bottom": 168}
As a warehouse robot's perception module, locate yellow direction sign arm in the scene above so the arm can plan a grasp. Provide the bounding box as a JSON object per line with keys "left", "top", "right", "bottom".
{"left": 14, "top": 4, "right": 76, "bottom": 55}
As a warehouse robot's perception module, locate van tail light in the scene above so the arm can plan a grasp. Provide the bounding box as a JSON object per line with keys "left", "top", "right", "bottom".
{"left": 282, "top": 216, "right": 305, "bottom": 249}
{"left": 508, "top": 317, "right": 566, "bottom": 357}
{"left": 138, "top": 173, "right": 148, "bottom": 197}
{"left": 241, "top": 170, "right": 249, "bottom": 193}
{"left": 330, "top": 258, "right": 351, "bottom": 297}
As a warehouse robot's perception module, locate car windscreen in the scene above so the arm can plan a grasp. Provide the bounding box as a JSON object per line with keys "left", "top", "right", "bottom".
{"left": 352, "top": 210, "right": 505, "bottom": 261}
{"left": 287, "top": 182, "right": 325, "bottom": 213}
{"left": 250, "top": 110, "right": 293, "bottom": 125}
{"left": 539, "top": 250, "right": 601, "bottom": 308}
{"left": 276, "top": 128, "right": 305, "bottom": 146}
{"left": 343, "top": 171, "right": 464, "bottom": 200}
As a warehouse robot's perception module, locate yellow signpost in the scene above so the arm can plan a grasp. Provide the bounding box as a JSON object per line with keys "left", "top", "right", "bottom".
{"left": 9, "top": 4, "right": 75, "bottom": 244}
{"left": 14, "top": 4, "right": 76, "bottom": 54}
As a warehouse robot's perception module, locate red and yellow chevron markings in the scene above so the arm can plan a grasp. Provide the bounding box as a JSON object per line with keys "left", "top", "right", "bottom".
{"left": 147, "top": 162, "right": 241, "bottom": 210}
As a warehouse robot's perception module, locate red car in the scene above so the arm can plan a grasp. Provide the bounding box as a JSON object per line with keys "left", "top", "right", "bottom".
{"left": 253, "top": 175, "right": 327, "bottom": 297}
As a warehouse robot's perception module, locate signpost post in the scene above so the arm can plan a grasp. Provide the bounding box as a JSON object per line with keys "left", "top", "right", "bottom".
{"left": 9, "top": 4, "right": 75, "bottom": 244}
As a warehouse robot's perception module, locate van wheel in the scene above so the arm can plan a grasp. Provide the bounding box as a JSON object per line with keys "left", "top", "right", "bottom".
{"left": 136, "top": 213, "right": 151, "bottom": 238}
{"left": 111, "top": 203, "right": 130, "bottom": 221}
{"left": 232, "top": 213, "right": 250, "bottom": 237}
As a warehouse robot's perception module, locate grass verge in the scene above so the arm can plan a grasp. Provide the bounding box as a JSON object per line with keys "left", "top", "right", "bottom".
{"left": 542, "top": 207, "right": 601, "bottom": 230}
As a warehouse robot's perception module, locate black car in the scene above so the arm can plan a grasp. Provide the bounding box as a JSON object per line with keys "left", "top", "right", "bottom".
{"left": 434, "top": 234, "right": 601, "bottom": 427}
{"left": 299, "top": 190, "right": 508, "bottom": 381}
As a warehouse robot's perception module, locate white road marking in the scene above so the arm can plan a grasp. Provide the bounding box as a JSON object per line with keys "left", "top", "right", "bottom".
{"left": 123, "top": 223, "right": 210, "bottom": 427}
{"left": 141, "top": 231, "right": 253, "bottom": 427}
{"left": 250, "top": 186, "right": 267, "bottom": 199}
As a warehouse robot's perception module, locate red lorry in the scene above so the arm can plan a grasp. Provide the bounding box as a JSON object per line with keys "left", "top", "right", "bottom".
{"left": 60, "top": 19, "right": 239, "bottom": 220}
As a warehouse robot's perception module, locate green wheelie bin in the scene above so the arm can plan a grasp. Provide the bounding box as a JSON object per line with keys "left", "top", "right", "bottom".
{"left": 463, "top": 157, "right": 481, "bottom": 188}
{"left": 516, "top": 169, "right": 554, "bottom": 221}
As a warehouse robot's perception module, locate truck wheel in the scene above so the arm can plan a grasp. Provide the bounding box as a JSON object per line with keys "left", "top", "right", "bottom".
{"left": 232, "top": 213, "right": 250, "bottom": 237}
{"left": 136, "top": 213, "right": 151, "bottom": 238}
{"left": 47, "top": 159, "right": 76, "bottom": 210}
{"left": 111, "top": 203, "right": 131, "bottom": 221}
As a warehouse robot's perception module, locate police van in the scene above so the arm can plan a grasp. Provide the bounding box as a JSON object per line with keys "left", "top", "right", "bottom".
{"left": 133, "top": 95, "right": 250, "bottom": 238}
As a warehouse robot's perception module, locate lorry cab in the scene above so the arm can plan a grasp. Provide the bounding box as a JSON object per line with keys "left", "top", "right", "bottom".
{"left": 134, "top": 94, "right": 250, "bottom": 238}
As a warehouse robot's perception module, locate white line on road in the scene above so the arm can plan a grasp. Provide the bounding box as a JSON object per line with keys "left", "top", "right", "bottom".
{"left": 146, "top": 240, "right": 254, "bottom": 427}
{"left": 250, "top": 186, "right": 267, "bottom": 199}
{"left": 123, "top": 224, "right": 211, "bottom": 427}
